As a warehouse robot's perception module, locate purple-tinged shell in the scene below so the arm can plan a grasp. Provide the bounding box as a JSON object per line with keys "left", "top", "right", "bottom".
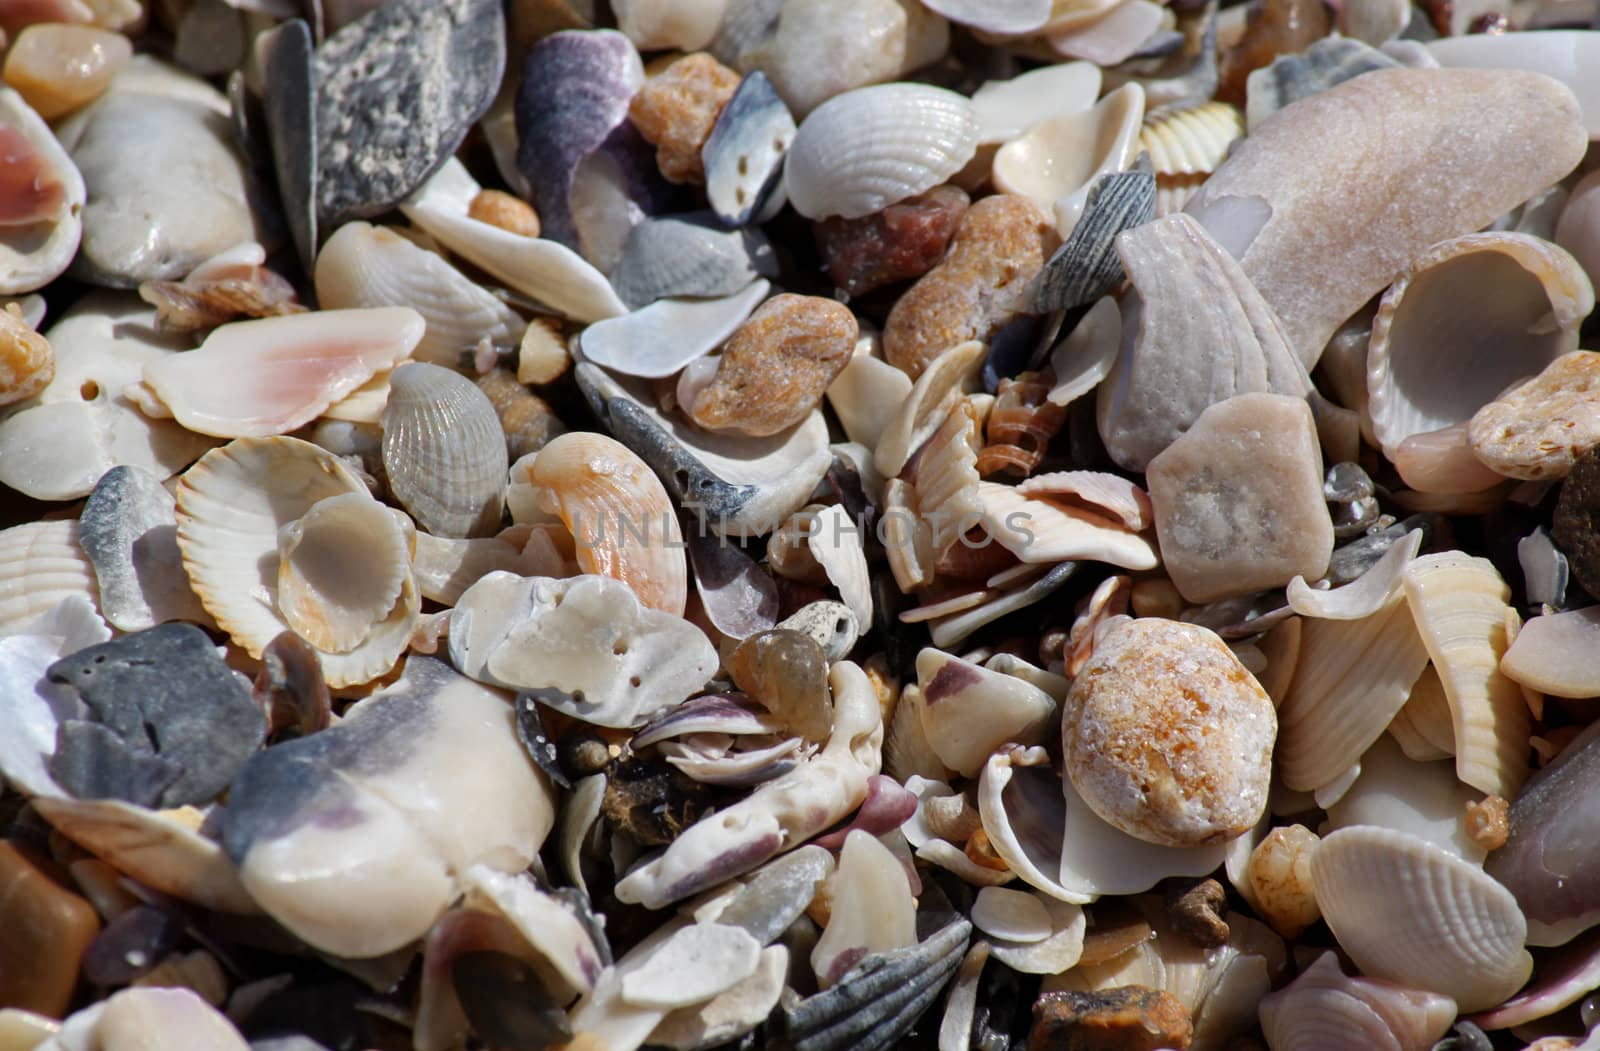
{"left": 686, "top": 531, "right": 780, "bottom": 641}
{"left": 661, "top": 735, "right": 803, "bottom": 786}
{"left": 813, "top": 775, "right": 919, "bottom": 850}
{"left": 1474, "top": 926, "right": 1600, "bottom": 1030}
{"left": 632, "top": 693, "right": 782, "bottom": 749}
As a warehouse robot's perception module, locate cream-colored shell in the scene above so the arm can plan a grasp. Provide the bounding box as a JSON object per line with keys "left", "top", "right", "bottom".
{"left": 0, "top": 87, "right": 85, "bottom": 294}
{"left": 970, "top": 61, "right": 1100, "bottom": 144}
{"left": 275, "top": 492, "right": 414, "bottom": 654}
{"left": 1139, "top": 101, "right": 1244, "bottom": 217}
{"left": 874, "top": 339, "right": 985, "bottom": 477}
{"left": 1387, "top": 664, "right": 1456, "bottom": 761}
{"left": 976, "top": 481, "right": 1159, "bottom": 569}
{"left": 992, "top": 83, "right": 1144, "bottom": 235}
{"left": 0, "top": 520, "right": 99, "bottom": 634}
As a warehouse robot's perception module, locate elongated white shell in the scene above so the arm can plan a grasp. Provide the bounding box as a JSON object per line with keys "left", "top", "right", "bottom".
{"left": 382, "top": 362, "right": 509, "bottom": 540}
{"left": 976, "top": 481, "right": 1159, "bottom": 569}
{"left": 971, "top": 61, "right": 1101, "bottom": 144}
{"left": 784, "top": 83, "right": 980, "bottom": 221}
{"left": 1287, "top": 528, "right": 1422, "bottom": 619}
{"left": 874, "top": 339, "right": 985, "bottom": 477}
{"left": 579, "top": 280, "right": 770, "bottom": 379}
{"left": 0, "top": 87, "right": 84, "bottom": 294}
{"left": 1311, "top": 825, "right": 1531, "bottom": 1012}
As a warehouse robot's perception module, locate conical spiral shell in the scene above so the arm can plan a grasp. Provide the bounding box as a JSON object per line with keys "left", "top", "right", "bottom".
{"left": 382, "top": 362, "right": 509, "bottom": 539}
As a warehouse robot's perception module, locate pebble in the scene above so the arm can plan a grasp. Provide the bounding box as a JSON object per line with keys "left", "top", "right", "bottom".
{"left": 1063, "top": 616, "right": 1276, "bottom": 848}
{"left": 1553, "top": 445, "right": 1600, "bottom": 597}
{"left": 476, "top": 367, "right": 566, "bottom": 462}
{"left": 1146, "top": 392, "right": 1334, "bottom": 605}
{"left": 628, "top": 51, "right": 740, "bottom": 185}
{"left": 0, "top": 840, "right": 101, "bottom": 1018}
{"left": 1246, "top": 824, "right": 1322, "bottom": 938}
{"left": 0, "top": 302, "right": 50, "bottom": 406}
{"left": 1469, "top": 351, "right": 1600, "bottom": 481}
{"left": 686, "top": 293, "right": 858, "bottom": 437}
{"left": 1028, "top": 986, "right": 1194, "bottom": 1051}
{"left": 78, "top": 464, "right": 208, "bottom": 632}
{"left": 469, "top": 188, "right": 541, "bottom": 238}
{"left": 2, "top": 23, "right": 129, "bottom": 120}
{"left": 814, "top": 185, "right": 969, "bottom": 298}
{"left": 882, "top": 194, "right": 1055, "bottom": 379}
{"left": 1165, "top": 878, "right": 1229, "bottom": 948}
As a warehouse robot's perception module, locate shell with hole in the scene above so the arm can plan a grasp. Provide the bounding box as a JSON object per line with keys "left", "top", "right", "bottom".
{"left": 382, "top": 361, "right": 509, "bottom": 540}
{"left": 0, "top": 87, "right": 85, "bottom": 293}
{"left": 992, "top": 83, "right": 1144, "bottom": 236}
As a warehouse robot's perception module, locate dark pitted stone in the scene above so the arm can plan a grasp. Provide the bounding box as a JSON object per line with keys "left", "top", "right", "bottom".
{"left": 814, "top": 185, "right": 969, "bottom": 298}
{"left": 49, "top": 720, "right": 184, "bottom": 807}
{"left": 47, "top": 623, "right": 267, "bottom": 808}
{"left": 1554, "top": 446, "right": 1600, "bottom": 598}
{"left": 260, "top": 18, "right": 318, "bottom": 275}
{"left": 1165, "top": 877, "right": 1229, "bottom": 948}
{"left": 1028, "top": 986, "right": 1193, "bottom": 1051}
{"left": 314, "top": 0, "right": 505, "bottom": 228}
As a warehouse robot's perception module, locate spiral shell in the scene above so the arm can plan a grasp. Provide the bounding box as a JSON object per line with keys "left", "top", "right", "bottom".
{"left": 382, "top": 362, "right": 509, "bottom": 539}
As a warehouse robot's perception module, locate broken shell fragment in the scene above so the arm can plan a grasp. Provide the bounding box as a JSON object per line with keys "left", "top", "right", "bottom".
{"left": 0, "top": 87, "right": 83, "bottom": 294}
{"left": 382, "top": 362, "right": 509, "bottom": 539}
{"left": 811, "top": 830, "right": 916, "bottom": 987}
{"left": 701, "top": 69, "right": 794, "bottom": 227}
{"left": 1139, "top": 100, "right": 1243, "bottom": 217}
{"left": 0, "top": 519, "right": 100, "bottom": 636}
{"left": 77, "top": 465, "right": 208, "bottom": 632}
{"left": 992, "top": 83, "right": 1145, "bottom": 235}
{"left": 579, "top": 278, "right": 770, "bottom": 380}
{"left": 622, "top": 923, "right": 762, "bottom": 1008}
{"left": 912, "top": 647, "right": 1057, "bottom": 777}
{"left": 1258, "top": 951, "right": 1457, "bottom": 1051}
{"left": 609, "top": 215, "right": 775, "bottom": 311}
{"left": 1027, "top": 169, "right": 1155, "bottom": 315}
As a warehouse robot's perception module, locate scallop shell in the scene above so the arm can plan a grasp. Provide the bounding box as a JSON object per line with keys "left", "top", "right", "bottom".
{"left": 1139, "top": 101, "right": 1243, "bottom": 217}
{"left": 382, "top": 362, "right": 509, "bottom": 539}
{"left": 0, "top": 520, "right": 100, "bottom": 634}
{"left": 313, "top": 221, "right": 524, "bottom": 367}
{"left": 0, "top": 87, "right": 86, "bottom": 294}
{"left": 992, "top": 83, "right": 1145, "bottom": 236}
{"left": 874, "top": 339, "right": 985, "bottom": 478}
{"left": 1402, "top": 552, "right": 1530, "bottom": 798}
{"left": 1367, "top": 232, "right": 1594, "bottom": 463}
{"left": 528, "top": 431, "right": 687, "bottom": 615}
{"left": 783, "top": 83, "right": 980, "bottom": 221}
{"left": 579, "top": 279, "right": 770, "bottom": 380}
{"left": 1311, "top": 825, "right": 1532, "bottom": 1012}
{"left": 1259, "top": 951, "right": 1457, "bottom": 1051}
{"left": 275, "top": 492, "right": 413, "bottom": 654}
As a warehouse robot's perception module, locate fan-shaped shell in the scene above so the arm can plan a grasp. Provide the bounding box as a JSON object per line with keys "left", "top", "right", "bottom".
{"left": 874, "top": 339, "right": 985, "bottom": 478}
{"left": 1311, "top": 825, "right": 1532, "bottom": 1012}
{"left": 276, "top": 492, "right": 413, "bottom": 654}
{"left": 0, "top": 519, "right": 99, "bottom": 634}
{"left": 992, "top": 84, "right": 1145, "bottom": 235}
{"left": 0, "top": 87, "right": 85, "bottom": 294}
{"left": 382, "top": 362, "right": 509, "bottom": 539}
{"left": 783, "top": 83, "right": 980, "bottom": 221}
{"left": 1139, "top": 101, "right": 1243, "bottom": 217}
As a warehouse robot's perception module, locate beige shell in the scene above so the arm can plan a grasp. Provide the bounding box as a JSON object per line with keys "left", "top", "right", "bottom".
{"left": 874, "top": 339, "right": 987, "bottom": 478}
{"left": 0, "top": 519, "right": 99, "bottom": 634}
{"left": 1139, "top": 102, "right": 1244, "bottom": 217}
{"left": 826, "top": 334, "right": 914, "bottom": 450}
{"left": 913, "top": 648, "right": 1057, "bottom": 778}
{"left": 1402, "top": 552, "right": 1530, "bottom": 798}
{"left": 970, "top": 61, "right": 1101, "bottom": 144}
{"left": 1259, "top": 952, "right": 1457, "bottom": 1051}
{"left": 992, "top": 84, "right": 1145, "bottom": 235}
{"left": 906, "top": 399, "right": 984, "bottom": 571}
{"left": 382, "top": 362, "right": 509, "bottom": 540}
{"left": 976, "top": 481, "right": 1159, "bottom": 569}
{"left": 1388, "top": 664, "right": 1456, "bottom": 761}
{"left": 1324, "top": 735, "right": 1486, "bottom": 864}
{"left": 1047, "top": 294, "right": 1120, "bottom": 408}
{"left": 882, "top": 477, "right": 933, "bottom": 593}
{"left": 1310, "top": 825, "right": 1532, "bottom": 1012}
{"left": 275, "top": 492, "right": 414, "bottom": 654}
{"left": 1287, "top": 528, "right": 1422, "bottom": 620}
{"left": 528, "top": 432, "right": 687, "bottom": 616}
{"left": 1015, "top": 470, "right": 1152, "bottom": 532}
{"left": 1500, "top": 605, "right": 1600, "bottom": 699}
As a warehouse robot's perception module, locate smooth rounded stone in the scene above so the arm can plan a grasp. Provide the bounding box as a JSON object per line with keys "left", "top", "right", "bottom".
{"left": 620, "top": 923, "right": 763, "bottom": 1009}
{"left": 1029, "top": 987, "right": 1193, "bottom": 1051}
{"left": 627, "top": 51, "right": 740, "bottom": 186}
{"left": 701, "top": 69, "right": 795, "bottom": 227}
{"left": 814, "top": 185, "right": 969, "bottom": 298}
{"left": 1147, "top": 392, "right": 1333, "bottom": 604}
{"left": 1469, "top": 351, "right": 1600, "bottom": 481}
{"left": 2, "top": 23, "right": 130, "bottom": 120}
{"left": 971, "top": 886, "right": 1053, "bottom": 944}
{"left": 78, "top": 465, "right": 208, "bottom": 632}
{"left": 685, "top": 294, "right": 858, "bottom": 437}
{"left": 1063, "top": 616, "right": 1276, "bottom": 848}
{"left": 883, "top": 194, "right": 1055, "bottom": 379}
{"left": 727, "top": 628, "right": 833, "bottom": 744}
{"left": 1554, "top": 446, "right": 1600, "bottom": 597}
{"left": 609, "top": 213, "right": 777, "bottom": 310}
{"left": 314, "top": 0, "right": 504, "bottom": 229}
{"left": 1501, "top": 607, "right": 1600, "bottom": 699}
{"left": 1185, "top": 68, "right": 1588, "bottom": 366}
{"left": 0, "top": 840, "right": 101, "bottom": 1018}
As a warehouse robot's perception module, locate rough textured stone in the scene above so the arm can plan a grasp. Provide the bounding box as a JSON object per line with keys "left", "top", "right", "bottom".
{"left": 1029, "top": 986, "right": 1193, "bottom": 1051}
{"left": 0, "top": 840, "right": 100, "bottom": 1018}
{"left": 78, "top": 464, "right": 208, "bottom": 632}
{"left": 628, "top": 51, "right": 740, "bottom": 185}
{"left": 814, "top": 185, "right": 969, "bottom": 297}
{"left": 1063, "top": 617, "right": 1276, "bottom": 848}
{"left": 1554, "top": 445, "right": 1600, "bottom": 598}
{"left": 883, "top": 194, "right": 1055, "bottom": 379}
{"left": 1146, "top": 392, "right": 1333, "bottom": 604}
{"left": 1470, "top": 351, "right": 1600, "bottom": 482}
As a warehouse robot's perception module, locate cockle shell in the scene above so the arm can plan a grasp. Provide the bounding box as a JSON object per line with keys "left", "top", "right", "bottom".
{"left": 1366, "top": 232, "right": 1593, "bottom": 464}
{"left": 274, "top": 492, "right": 413, "bottom": 654}
{"left": 783, "top": 83, "right": 980, "bottom": 221}
{"left": 0, "top": 520, "right": 99, "bottom": 635}
{"left": 1311, "top": 825, "right": 1532, "bottom": 1012}
{"left": 0, "top": 87, "right": 85, "bottom": 294}
{"left": 1402, "top": 552, "right": 1530, "bottom": 799}
{"left": 1259, "top": 951, "right": 1457, "bottom": 1051}
{"left": 1138, "top": 101, "right": 1243, "bottom": 217}
{"left": 992, "top": 83, "right": 1144, "bottom": 236}
{"left": 382, "top": 362, "right": 509, "bottom": 539}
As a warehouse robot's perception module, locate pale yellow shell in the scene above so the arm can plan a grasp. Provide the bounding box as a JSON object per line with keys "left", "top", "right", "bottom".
{"left": 1388, "top": 663, "right": 1456, "bottom": 761}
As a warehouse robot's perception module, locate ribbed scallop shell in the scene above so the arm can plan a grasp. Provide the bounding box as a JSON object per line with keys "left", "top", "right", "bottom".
{"left": 276, "top": 492, "right": 414, "bottom": 654}
{"left": 528, "top": 431, "right": 687, "bottom": 616}
{"left": 783, "top": 83, "right": 980, "bottom": 221}
{"left": 977, "top": 481, "right": 1159, "bottom": 569}
{"left": 910, "top": 399, "right": 983, "bottom": 568}
{"left": 0, "top": 87, "right": 84, "bottom": 294}
{"left": 0, "top": 519, "right": 99, "bottom": 633}
{"left": 1139, "top": 102, "right": 1244, "bottom": 217}
{"left": 382, "top": 362, "right": 509, "bottom": 539}
{"left": 1310, "top": 825, "right": 1532, "bottom": 1012}
{"left": 1402, "top": 552, "right": 1530, "bottom": 798}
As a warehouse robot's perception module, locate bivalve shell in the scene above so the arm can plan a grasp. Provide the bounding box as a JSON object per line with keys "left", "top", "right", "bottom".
{"left": 0, "top": 520, "right": 99, "bottom": 634}
{"left": 1258, "top": 951, "right": 1457, "bottom": 1051}
{"left": 921, "top": 0, "right": 1049, "bottom": 33}
{"left": 275, "top": 492, "right": 413, "bottom": 654}
{"left": 992, "top": 84, "right": 1144, "bottom": 235}
{"left": 0, "top": 87, "right": 85, "bottom": 294}
{"left": 382, "top": 362, "right": 510, "bottom": 539}
{"left": 1138, "top": 101, "right": 1243, "bottom": 217}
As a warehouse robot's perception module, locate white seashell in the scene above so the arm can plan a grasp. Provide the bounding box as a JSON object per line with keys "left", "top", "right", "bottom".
{"left": 939, "top": 941, "right": 991, "bottom": 1051}
{"left": 913, "top": 648, "right": 1057, "bottom": 778}
{"left": 1047, "top": 294, "right": 1121, "bottom": 408}
{"left": 783, "top": 83, "right": 980, "bottom": 221}
{"left": 459, "top": 865, "right": 605, "bottom": 1000}
{"left": 49, "top": 987, "right": 250, "bottom": 1051}
{"left": 874, "top": 339, "right": 985, "bottom": 478}
{"left": 142, "top": 307, "right": 425, "bottom": 438}
{"left": 827, "top": 340, "right": 913, "bottom": 450}
{"left": 579, "top": 279, "right": 770, "bottom": 380}
{"left": 987, "top": 895, "right": 1086, "bottom": 975}
{"left": 924, "top": 562, "right": 1079, "bottom": 649}
{"left": 1311, "top": 825, "right": 1532, "bottom": 1012}
{"left": 1427, "top": 31, "right": 1600, "bottom": 139}
{"left": 976, "top": 481, "right": 1160, "bottom": 569}
{"left": 1501, "top": 605, "right": 1600, "bottom": 699}
{"left": 1402, "top": 552, "right": 1530, "bottom": 798}
{"left": 970, "top": 61, "right": 1101, "bottom": 144}
{"left": 1139, "top": 101, "right": 1244, "bottom": 217}
{"left": 1366, "top": 233, "right": 1594, "bottom": 463}
{"left": 1259, "top": 951, "right": 1457, "bottom": 1051}
{"left": 275, "top": 492, "right": 412, "bottom": 654}
{"left": 923, "top": 0, "right": 1049, "bottom": 34}
{"left": 314, "top": 222, "right": 524, "bottom": 368}
{"left": 992, "top": 84, "right": 1144, "bottom": 236}
{"left": 985, "top": 652, "right": 1070, "bottom": 701}
{"left": 402, "top": 158, "right": 627, "bottom": 324}
{"left": 1046, "top": 0, "right": 1167, "bottom": 67}
{"left": 0, "top": 521, "right": 99, "bottom": 636}
{"left": 902, "top": 398, "right": 983, "bottom": 573}
{"left": 0, "top": 630, "right": 91, "bottom": 799}
{"left": 1016, "top": 470, "right": 1152, "bottom": 532}
{"left": 622, "top": 923, "right": 762, "bottom": 1009}
{"left": 811, "top": 829, "right": 917, "bottom": 987}
{"left": 613, "top": 0, "right": 728, "bottom": 51}
{"left": 1288, "top": 528, "right": 1422, "bottom": 620}
{"left": 646, "top": 945, "right": 789, "bottom": 1050}
{"left": 805, "top": 503, "right": 872, "bottom": 633}
{"left": 1324, "top": 735, "right": 1487, "bottom": 864}
{"left": 1388, "top": 663, "right": 1456, "bottom": 762}
{"left": 971, "top": 885, "right": 1053, "bottom": 943}
{"left": 382, "top": 362, "right": 509, "bottom": 540}
{"left": 410, "top": 531, "right": 540, "bottom": 606}
{"left": 885, "top": 683, "right": 951, "bottom": 784}
{"left": 0, "top": 88, "right": 85, "bottom": 294}
{"left": 560, "top": 773, "right": 606, "bottom": 900}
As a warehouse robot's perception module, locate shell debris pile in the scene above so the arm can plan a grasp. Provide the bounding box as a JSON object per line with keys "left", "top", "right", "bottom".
{"left": 4, "top": 2, "right": 1600, "bottom": 1049}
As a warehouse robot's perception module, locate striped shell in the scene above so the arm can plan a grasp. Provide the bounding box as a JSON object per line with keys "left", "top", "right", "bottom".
{"left": 784, "top": 83, "right": 981, "bottom": 221}
{"left": 0, "top": 519, "right": 99, "bottom": 634}
{"left": 1388, "top": 664, "right": 1456, "bottom": 761}
{"left": 382, "top": 362, "right": 509, "bottom": 539}
{"left": 1139, "top": 102, "right": 1244, "bottom": 217}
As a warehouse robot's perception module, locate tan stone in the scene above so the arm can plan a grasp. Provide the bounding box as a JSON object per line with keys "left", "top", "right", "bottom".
{"left": 0, "top": 840, "right": 100, "bottom": 1017}
{"left": 1469, "top": 350, "right": 1600, "bottom": 480}
{"left": 628, "top": 51, "right": 740, "bottom": 185}
{"left": 1029, "top": 986, "right": 1193, "bottom": 1051}
{"left": 3, "top": 23, "right": 130, "bottom": 120}
{"left": 467, "top": 188, "right": 540, "bottom": 238}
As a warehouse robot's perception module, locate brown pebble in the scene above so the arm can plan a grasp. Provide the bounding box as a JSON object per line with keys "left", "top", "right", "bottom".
{"left": 2, "top": 23, "right": 130, "bottom": 120}
{"left": 0, "top": 839, "right": 101, "bottom": 1017}
{"left": 813, "top": 185, "right": 970, "bottom": 297}
{"left": 1469, "top": 351, "right": 1600, "bottom": 481}
{"left": 1247, "top": 824, "right": 1321, "bottom": 938}
{"left": 1029, "top": 986, "right": 1193, "bottom": 1051}
{"left": 1465, "top": 794, "right": 1510, "bottom": 851}
{"left": 883, "top": 194, "right": 1055, "bottom": 379}
{"left": 687, "top": 293, "right": 858, "bottom": 437}
{"left": 468, "top": 188, "right": 541, "bottom": 238}
{"left": 1553, "top": 446, "right": 1600, "bottom": 596}
{"left": 628, "top": 51, "right": 740, "bottom": 185}
{"left": 1165, "top": 878, "right": 1229, "bottom": 948}
{"left": 1215, "top": 0, "right": 1331, "bottom": 105}
{"left": 476, "top": 367, "right": 566, "bottom": 461}
{"left": 0, "top": 303, "right": 52, "bottom": 407}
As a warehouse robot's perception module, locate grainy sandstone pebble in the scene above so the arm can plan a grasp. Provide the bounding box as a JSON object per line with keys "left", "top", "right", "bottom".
{"left": 468, "top": 188, "right": 540, "bottom": 238}
{"left": 1552, "top": 445, "right": 1600, "bottom": 597}
{"left": 814, "top": 185, "right": 969, "bottom": 297}
{"left": 1028, "top": 986, "right": 1194, "bottom": 1051}
{"left": 628, "top": 51, "right": 740, "bottom": 185}
{"left": 1469, "top": 351, "right": 1600, "bottom": 481}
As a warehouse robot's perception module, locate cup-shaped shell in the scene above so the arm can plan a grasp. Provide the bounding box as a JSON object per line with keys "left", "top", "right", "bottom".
{"left": 783, "top": 83, "right": 980, "bottom": 221}
{"left": 993, "top": 83, "right": 1145, "bottom": 236}
{"left": 1366, "top": 232, "right": 1594, "bottom": 462}
{"left": 0, "top": 86, "right": 85, "bottom": 294}
{"left": 527, "top": 431, "right": 687, "bottom": 615}
{"left": 276, "top": 492, "right": 413, "bottom": 654}
{"left": 382, "top": 362, "right": 510, "bottom": 540}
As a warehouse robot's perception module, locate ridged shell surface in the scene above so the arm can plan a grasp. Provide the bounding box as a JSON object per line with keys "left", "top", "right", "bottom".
{"left": 1139, "top": 101, "right": 1243, "bottom": 216}
{"left": 276, "top": 492, "right": 413, "bottom": 654}
{"left": 1258, "top": 951, "right": 1457, "bottom": 1051}
{"left": 0, "top": 519, "right": 99, "bottom": 633}
{"left": 784, "top": 83, "right": 980, "bottom": 221}
{"left": 382, "top": 362, "right": 510, "bottom": 539}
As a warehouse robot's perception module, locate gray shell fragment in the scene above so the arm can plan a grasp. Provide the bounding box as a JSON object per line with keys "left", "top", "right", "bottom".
{"left": 776, "top": 916, "right": 972, "bottom": 1051}
{"left": 1245, "top": 36, "right": 1402, "bottom": 130}
{"left": 259, "top": 19, "right": 318, "bottom": 274}
{"left": 610, "top": 215, "right": 778, "bottom": 310}
{"left": 714, "top": 845, "right": 834, "bottom": 945}
{"left": 1028, "top": 167, "right": 1156, "bottom": 313}
{"left": 315, "top": 0, "right": 505, "bottom": 228}
{"left": 702, "top": 71, "right": 795, "bottom": 228}
{"left": 78, "top": 465, "right": 208, "bottom": 633}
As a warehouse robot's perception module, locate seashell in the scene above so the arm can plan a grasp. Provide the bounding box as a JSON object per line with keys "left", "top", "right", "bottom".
{"left": 1402, "top": 552, "right": 1530, "bottom": 799}
{"left": 1474, "top": 927, "right": 1600, "bottom": 1032}
{"left": 1324, "top": 735, "right": 1486, "bottom": 864}
{"left": 621, "top": 923, "right": 761, "bottom": 1009}
{"left": 938, "top": 940, "right": 990, "bottom": 1051}
{"left": 314, "top": 222, "right": 524, "bottom": 368}
{"left": 142, "top": 306, "right": 424, "bottom": 439}
{"left": 1047, "top": 295, "right": 1121, "bottom": 409}
{"left": 1186, "top": 68, "right": 1587, "bottom": 366}
{"left": 45, "top": 987, "right": 251, "bottom": 1050}
{"left": 1427, "top": 31, "right": 1600, "bottom": 140}
{"left": 1259, "top": 951, "right": 1457, "bottom": 1051}
{"left": 517, "top": 316, "right": 570, "bottom": 386}
{"left": 1287, "top": 525, "right": 1421, "bottom": 617}
{"left": 382, "top": 362, "right": 509, "bottom": 539}
{"left": 987, "top": 893, "right": 1086, "bottom": 975}
{"left": 577, "top": 362, "right": 832, "bottom": 538}
{"left": 1388, "top": 663, "right": 1456, "bottom": 762}
{"left": 609, "top": 215, "right": 776, "bottom": 311}
{"left": 78, "top": 465, "right": 209, "bottom": 632}
{"left": 1139, "top": 101, "right": 1242, "bottom": 217}
{"left": 580, "top": 279, "right": 770, "bottom": 380}
{"left": 923, "top": 560, "right": 1080, "bottom": 649}
{"left": 712, "top": 844, "right": 834, "bottom": 945}
{"left": 475, "top": 368, "right": 566, "bottom": 464}
{"left": 1027, "top": 169, "right": 1155, "bottom": 314}
{"left": 783, "top": 83, "right": 980, "bottom": 222}
{"left": 0, "top": 627, "right": 96, "bottom": 799}
{"left": 613, "top": 0, "right": 727, "bottom": 51}
{"left": 900, "top": 398, "right": 981, "bottom": 575}
{"left": 685, "top": 531, "right": 779, "bottom": 642}
{"left": 912, "top": 647, "right": 1057, "bottom": 778}
{"left": 274, "top": 492, "right": 412, "bottom": 654}
{"left": 826, "top": 339, "right": 913, "bottom": 451}
{"left": 1244, "top": 35, "right": 1401, "bottom": 131}
{"left": 972, "top": 885, "right": 1052, "bottom": 943}
{"left": 1366, "top": 233, "right": 1593, "bottom": 465}
{"left": 700, "top": 70, "right": 794, "bottom": 228}
{"left": 874, "top": 339, "right": 985, "bottom": 478}
{"left": 993, "top": 84, "right": 1144, "bottom": 237}
{"left": 254, "top": 18, "right": 316, "bottom": 277}
{"left": 560, "top": 772, "right": 606, "bottom": 900}
{"left": 1311, "top": 825, "right": 1532, "bottom": 1012}
{"left": 971, "top": 60, "right": 1102, "bottom": 145}
{"left": 633, "top": 695, "right": 783, "bottom": 750}
{"left": 0, "top": 87, "right": 84, "bottom": 294}
{"left": 646, "top": 945, "right": 789, "bottom": 1050}
{"left": 528, "top": 430, "right": 685, "bottom": 613}
{"left": 811, "top": 830, "right": 917, "bottom": 987}
{"left": 803, "top": 503, "right": 872, "bottom": 632}
{"left": 402, "top": 158, "right": 626, "bottom": 323}
{"left": 921, "top": 0, "right": 1049, "bottom": 34}
{"left": 0, "top": 520, "right": 100, "bottom": 636}
{"left": 1017, "top": 470, "right": 1152, "bottom": 532}
{"left": 976, "top": 480, "right": 1159, "bottom": 569}
{"left": 1502, "top": 606, "right": 1600, "bottom": 699}
{"left": 137, "top": 241, "right": 306, "bottom": 336}
{"left": 1046, "top": 0, "right": 1168, "bottom": 67}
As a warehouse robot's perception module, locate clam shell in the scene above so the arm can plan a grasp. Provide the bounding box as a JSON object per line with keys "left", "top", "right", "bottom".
{"left": 805, "top": 503, "right": 872, "bottom": 632}
{"left": 1311, "top": 825, "right": 1532, "bottom": 1012}
{"left": 1402, "top": 552, "right": 1530, "bottom": 798}
{"left": 913, "top": 648, "right": 1056, "bottom": 778}
{"left": 0, "top": 520, "right": 100, "bottom": 635}
{"left": 701, "top": 71, "right": 795, "bottom": 228}
{"left": 971, "top": 61, "right": 1101, "bottom": 145}
{"left": 1139, "top": 101, "right": 1243, "bottom": 217}
{"left": 987, "top": 894, "right": 1087, "bottom": 975}
{"left": 0, "top": 87, "right": 85, "bottom": 294}
{"left": 609, "top": 215, "right": 776, "bottom": 311}
{"left": 579, "top": 279, "right": 770, "bottom": 380}
{"left": 382, "top": 362, "right": 509, "bottom": 539}
{"left": 0, "top": 626, "right": 95, "bottom": 799}
{"left": 275, "top": 492, "right": 412, "bottom": 654}
{"left": 314, "top": 222, "right": 524, "bottom": 367}
{"left": 1324, "top": 735, "right": 1486, "bottom": 864}
{"left": 1259, "top": 951, "right": 1457, "bottom": 1051}
{"left": 992, "top": 83, "right": 1144, "bottom": 236}
{"left": 783, "top": 83, "right": 980, "bottom": 221}
{"left": 874, "top": 339, "right": 985, "bottom": 478}
{"left": 1366, "top": 232, "right": 1593, "bottom": 463}
{"left": 923, "top": 561, "right": 1078, "bottom": 649}
{"left": 1027, "top": 168, "right": 1155, "bottom": 314}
